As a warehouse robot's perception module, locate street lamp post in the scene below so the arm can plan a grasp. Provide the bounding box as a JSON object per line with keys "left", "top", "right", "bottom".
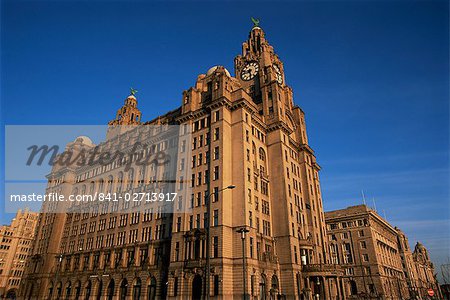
{"left": 205, "top": 184, "right": 235, "bottom": 300}
{"left": 237, "top": 227, "right": 250, "bottom": 300}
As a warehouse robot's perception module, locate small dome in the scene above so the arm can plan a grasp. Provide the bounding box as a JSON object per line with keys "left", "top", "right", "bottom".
{"left": 74, "top": 136, "right": 94, "bottom": 146}
{"left": 127, "top": 94, "right": 136, "bottom": 100}
{"left": 206, "top": 66, "right": 231, "bottom": 77}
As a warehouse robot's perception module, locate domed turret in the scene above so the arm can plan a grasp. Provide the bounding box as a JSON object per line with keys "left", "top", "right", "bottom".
{"left": 206, "top": 66, "right": 231, "bottom": 77}
{"left": 74, "top": 136, "right": 94, "bottom": 146}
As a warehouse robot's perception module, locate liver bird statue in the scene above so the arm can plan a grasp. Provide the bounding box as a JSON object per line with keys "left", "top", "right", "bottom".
{"left": 251, "top": 17, "right": 260, "bottom": 28}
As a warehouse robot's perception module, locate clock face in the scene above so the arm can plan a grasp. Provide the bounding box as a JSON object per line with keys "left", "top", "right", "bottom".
{"left": 241, "top": 62, "right": 259, "bottom": 81}
{"left": 273, "top": 64, "right": 283, "bottom": 84}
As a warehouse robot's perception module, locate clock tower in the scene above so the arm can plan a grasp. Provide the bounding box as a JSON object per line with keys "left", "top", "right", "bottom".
{"left": 234, "top": 20, "right": 295, "bottom": 128}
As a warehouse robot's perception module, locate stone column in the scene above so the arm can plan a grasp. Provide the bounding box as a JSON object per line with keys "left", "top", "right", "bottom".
{"left": 335, "top": 277, "right": 341, "bottom": 300}
{"left": 323, "top": 277, "right": 330, "bottom": 300}
{"left": 340, "top": 277, "right": 347, "bottom": 300}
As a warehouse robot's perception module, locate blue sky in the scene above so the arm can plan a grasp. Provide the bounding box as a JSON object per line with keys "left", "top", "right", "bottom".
{"left": 2, "top": 0, "right": 449, "bottom": 273}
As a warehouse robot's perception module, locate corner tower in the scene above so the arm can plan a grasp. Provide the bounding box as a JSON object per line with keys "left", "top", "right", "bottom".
{"left": 108, "top": 89, "right": 142, "bottom": 126}
{"left": 234, "top": 20, "right": 295, "bottom": 129}
{"left": 106, "top": 89, "right": 142, "bottom": 139}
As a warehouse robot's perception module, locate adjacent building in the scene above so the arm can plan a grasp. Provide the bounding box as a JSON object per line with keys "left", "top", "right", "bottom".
{"left": 0, "top": 209, "right": 38, "bottom": 299}
{"left": 410, "top": 241, "right": 441, "bottom": 299}
{"left": 325, "top": 205, "right": 441, "bottom": 300}
{"left": 20, "top": 22, "right": 345, "bottom": 300}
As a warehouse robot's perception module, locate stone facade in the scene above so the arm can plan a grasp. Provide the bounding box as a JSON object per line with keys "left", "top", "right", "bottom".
{"left": 325, "top": 205, "right": 440, "bottom": 300}
{"left": 0, "top": 209, "right": 38, "bottom": 299}
{"left": 19, "top": 23, "right": 346, "bottom": 300}
{"left": 409, "top": 241, "right": 441, "bottom": 299}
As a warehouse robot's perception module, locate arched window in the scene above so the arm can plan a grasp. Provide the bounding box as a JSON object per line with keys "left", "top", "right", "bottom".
{"left": 147, "top": 276, "right": 156, "bottom": 300}
{"left": 64, "top": 281, "right": 72, "bottom": 300}
{"left": 259, "top": 275, "right": 266, "bottom": 300}
{"left": 107, "top": 175, "right": 114, "bottom": 193}
{"left": 107, "top": 280, "right": 115, "bottom": 300}
{"left": 119, "top": 279, "right": 128, "bottom": 300}
{"left": 271, "top": 275, "right": 279, "bottom": 294}
{"left": 89, "top": 181, "right": 95, "bottom": 193}
{"left": 117, "top": 172, "right": 123, "bottom": 192}
{"left": 138, "top": 167, "right": 145, "bottom": 186}
{"left": 132, "top": 278, "right": 141, "bottom": 300}
{"left": 258, "top": 148, "right": 266, "bottom": 162}
{"left": 47, "top": 281, "right": 54, "bottom": 300}
{"left": 74, "top": 281, "right": 81, "bottom": 300}
{"left": 127, "top": 169, "right": 134, "bottom": 190}
{"left": 56, "top": 282, "right": 62, "bottom": 299}
{"left": 259, "top": 148, "right": 267, "bottom": 174}
{"left": 84, "top": 280, "right": 92, "bottom": 300}
{"left": 98, "top": 179, "right": 104, "bottom": 193}
{"left": 96, "top": 280, "right": 103, "bottom": 300}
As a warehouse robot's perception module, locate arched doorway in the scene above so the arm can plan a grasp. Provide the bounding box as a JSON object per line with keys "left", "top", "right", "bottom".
{"left": 192, "top": 275, "right": 202, "bottom": 300}
{"left": 350, "top": 280, "right": 358, "bottom": 295}
{"left": 6, "top": 289, "right": 17, "bottom": 300}
{"left": 132, "top": 278, "right": 142, "bottom": 300}
{"left": 260, "top": 275, "right": 266, "bottom": 300}
{"left": 107, "top": 279, "right": 115, "bottom": 300}
{"left": 147, "top": 276, "right": 156, "bottom": 300}
{"left": 119, "top": 279, "right": 128, "bottom": 300}
{"left": 270, "top": 275, "right": 279, "bottom": 300}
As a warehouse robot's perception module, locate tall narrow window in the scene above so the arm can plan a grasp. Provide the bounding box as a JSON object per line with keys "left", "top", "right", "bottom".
{"left": 213, "top": 210, "right": 219, "bottom": 226}
{"left": 213, "top": 236, "right": 219, "bottom": 258}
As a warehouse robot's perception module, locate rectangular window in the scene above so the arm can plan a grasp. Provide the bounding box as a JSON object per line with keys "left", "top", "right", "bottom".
{"left": 360, "top": 241, "right": 367, "bottom": 249}
{"left": 213, "top": 209, "right": 219, "bottom": 226}
{"left": 213, "top": 166, "right": 219, "bottom": 180}
{"left": 175, "top": 242, "right": 180, "bottom": 261}
{"left": 176, "top": 217, "right": 182, "bottom": 232}
{"left": 214, "top": 146, "right": 220, "bottom": 160}
{"left": 212, "top": 187, "right": 219, "bottom": 202}
{"left": 196, "top": 214, "right": 201, "bottom": 229}
{"left": 214, "top": 128, "right": 220, "bottom": 141}
{"left": 213, "top": 236, "right": 219, "bottom": 258}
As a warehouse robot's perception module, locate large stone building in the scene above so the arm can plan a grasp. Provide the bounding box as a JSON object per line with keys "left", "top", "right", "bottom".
{"left": 0, "top": 209, "right": 38, "bottom": 299}
{"left": 19, "top": 22, "right": 347, "bottom": 300}
{"left": 325, "top": 205, "right": 440, "bottom": 300}
{"left": 396, "top": 229, "right": 441, "bottom": 300}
